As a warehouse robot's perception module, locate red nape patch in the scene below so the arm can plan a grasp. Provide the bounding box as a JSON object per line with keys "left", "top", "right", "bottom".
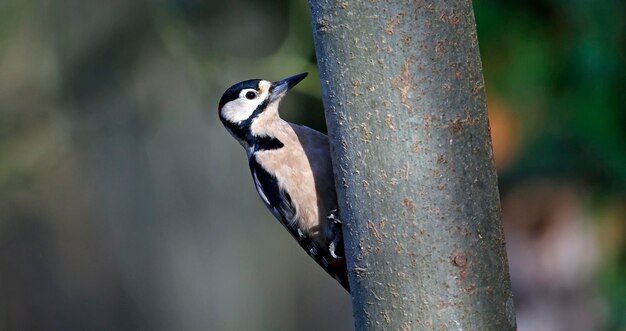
{"left": 328, "top": 256, "right": 346, "bottom": 269}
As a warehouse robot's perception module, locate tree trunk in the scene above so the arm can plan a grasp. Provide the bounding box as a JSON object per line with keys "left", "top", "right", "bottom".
{"left": 308, "top": 1, "right": 516, "bottom": 330}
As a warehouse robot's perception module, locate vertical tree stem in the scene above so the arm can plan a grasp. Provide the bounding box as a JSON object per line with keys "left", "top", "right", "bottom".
{"left": 308, "top": 1, "right": 516, "bottom": 329}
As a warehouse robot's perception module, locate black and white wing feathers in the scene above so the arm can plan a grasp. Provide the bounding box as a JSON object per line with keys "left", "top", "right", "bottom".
{"left": 249, "top": 154, "right": 350, "bottom": 292}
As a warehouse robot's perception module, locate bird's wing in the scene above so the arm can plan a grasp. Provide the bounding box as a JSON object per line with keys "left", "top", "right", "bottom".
{"left": 249, "top": 155, "right": 350, "bottom": 292}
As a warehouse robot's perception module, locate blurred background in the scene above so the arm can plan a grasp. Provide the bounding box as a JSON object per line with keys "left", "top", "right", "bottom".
{"left": 0, "top": 0, "right": 624, "bottom": 330}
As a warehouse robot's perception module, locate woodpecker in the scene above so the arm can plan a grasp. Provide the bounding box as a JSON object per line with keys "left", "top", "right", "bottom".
{"left": 217, "top": 73, "right": 349, "bottom": 292}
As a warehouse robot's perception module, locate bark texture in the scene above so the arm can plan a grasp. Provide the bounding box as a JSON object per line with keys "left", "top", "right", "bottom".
{"left": 308, "top": 1, "right": 516, "bottom": 330}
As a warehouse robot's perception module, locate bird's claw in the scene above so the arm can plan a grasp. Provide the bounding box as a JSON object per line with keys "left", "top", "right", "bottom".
{"left": 327, "top": 209, "right": 341, "bottom": 225}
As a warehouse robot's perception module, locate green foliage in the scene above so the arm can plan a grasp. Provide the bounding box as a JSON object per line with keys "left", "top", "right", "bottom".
{"left": 475, "top": 0, "right": 626, "bottom": 193}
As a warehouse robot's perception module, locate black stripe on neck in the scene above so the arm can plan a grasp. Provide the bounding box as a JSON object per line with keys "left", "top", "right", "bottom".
{"left": 220, "top": 99, "right": 270, "bottom": 146}
{"left": 253, "top": 136, "right": 284, "bottom": 152}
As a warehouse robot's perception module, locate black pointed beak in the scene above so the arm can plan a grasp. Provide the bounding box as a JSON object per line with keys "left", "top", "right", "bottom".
{"left": 269, "top": 72, "right": 308, "bottom": 102}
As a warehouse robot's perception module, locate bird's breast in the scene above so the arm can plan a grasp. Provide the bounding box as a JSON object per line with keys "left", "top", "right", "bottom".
{"left": 254, "top": 146, "right": 321, "bottom": 232}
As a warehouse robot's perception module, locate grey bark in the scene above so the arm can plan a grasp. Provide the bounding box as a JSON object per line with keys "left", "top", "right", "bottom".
{"left": 308, "top": 1, "right": 516, "bottom": 330}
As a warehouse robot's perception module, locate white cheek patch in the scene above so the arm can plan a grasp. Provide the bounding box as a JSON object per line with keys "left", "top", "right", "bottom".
{"left": 221, "top": 98, "right": 262, "bottom": 123}
{"left": 220, "top": 86, "right": 270, "bottom": 124}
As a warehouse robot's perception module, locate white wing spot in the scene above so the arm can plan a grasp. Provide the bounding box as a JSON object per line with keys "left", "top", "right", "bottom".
{"left": 253, "top": 170, "right": 270, "bottom": 206}
{"left": 329, "top": 242, "right": 341, "bottom": 259}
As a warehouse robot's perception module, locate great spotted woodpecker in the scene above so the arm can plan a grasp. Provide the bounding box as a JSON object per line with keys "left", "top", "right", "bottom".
{"left": 218, "top": 73, "right": 349, "bottom": 292}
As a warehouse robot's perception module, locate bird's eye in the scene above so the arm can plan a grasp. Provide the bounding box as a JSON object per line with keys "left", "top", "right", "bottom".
{"left": 245, "top": 91, "right": 257, "bottom": 100}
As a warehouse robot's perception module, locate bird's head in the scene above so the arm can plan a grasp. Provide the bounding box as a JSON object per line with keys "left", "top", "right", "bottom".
{"left": 218, "top": 72, "right": 308, "bottom": 126}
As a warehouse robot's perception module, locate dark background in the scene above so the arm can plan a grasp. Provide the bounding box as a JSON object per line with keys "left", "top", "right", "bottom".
{"left": 0, "top": 0, "right": 624, "bottom": 330}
